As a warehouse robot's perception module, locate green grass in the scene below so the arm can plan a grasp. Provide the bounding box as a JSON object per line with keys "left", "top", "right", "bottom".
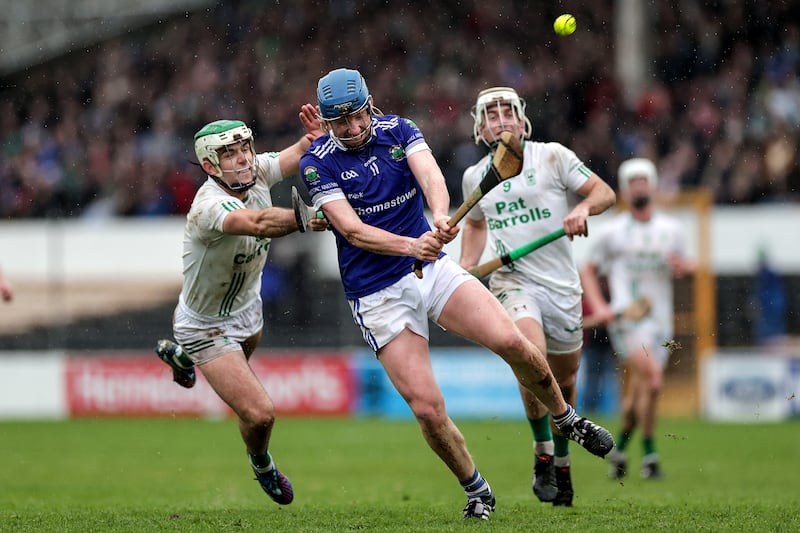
{"left": 1, "top": 417, "right": 799, "bottom": 532}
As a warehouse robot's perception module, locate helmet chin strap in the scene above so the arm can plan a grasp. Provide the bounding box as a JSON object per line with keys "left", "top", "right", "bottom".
{"left": 214, "top": 166, "right": 256, "bottom": 193}
{"left": 331, "top": 128, "right": 373, "bottom": 151}
{"left": 338, "top": 127, "right": 370, "bottom": 144}
{"left": 328, "top": 112, "right": 375, "bottom": 151}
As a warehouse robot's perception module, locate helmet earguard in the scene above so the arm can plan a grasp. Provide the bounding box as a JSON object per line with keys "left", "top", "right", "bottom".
{"left": 317, "top": 68, "right": 374, "bottom": 150}
{"left": 618, "top": 158, "right": 658, "bottom": 192}
{"left": 194, "top": 119, "right": 257, "bottom": 192}
{"left": 471, "top": 87, "right": 532, "bottom": 147}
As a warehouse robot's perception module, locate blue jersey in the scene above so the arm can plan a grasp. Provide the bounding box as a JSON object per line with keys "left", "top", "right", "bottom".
{"left": 300, "top": 115, "right": 435, "bottom": 299}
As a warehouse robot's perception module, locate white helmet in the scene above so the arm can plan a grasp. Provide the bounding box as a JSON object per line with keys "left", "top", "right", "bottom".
{"left": 471, "top": 87, "right": 532, "bottom": 147}
{"left": 194, "top": 119, "right": 257, "bottom": 192}
{"left": 618, "top": 158, "right": 658, "bottom": 192}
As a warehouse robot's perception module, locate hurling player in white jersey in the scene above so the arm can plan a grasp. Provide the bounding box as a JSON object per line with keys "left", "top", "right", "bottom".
{"left": 581, "top": 158, "right": 694, "bottom": 481}
{"left": 459, "top": 87, "right": 616, "bottom": 507}
{"left": 0, "top": 266, "right": 13, "bottom": 303}
{"left": 300, "top": 68, "right": 614, "bottom": 521}
{"left": 154, "top": 112, "right": 328, "bottom": 505}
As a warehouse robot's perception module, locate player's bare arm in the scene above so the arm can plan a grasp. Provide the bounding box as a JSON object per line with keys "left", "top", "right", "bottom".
{"left": 668, "top": 254, "right": 696, "bottom": 277}
{"left": 321, "top": 198, "right": 442, "bottom": 261}
{"left": 407, "top": 149, "right": 458, "bottom": 244}
{"left": 579, "top": 262, "right": 615, "bottom": 323}
{"left": 223, "top": 207, "right": 301, "bottom": 238}
{"left": 564, "top": 174, "right": 616, "bottom": 238}
{"left": 459, "top": 217, "right": 488, "bottom": 270}
{"left": 276, "top": 104, "right": 325, "bottom": 177}
{"left": 277, "top": 138, "right": 314, "bottom": 178}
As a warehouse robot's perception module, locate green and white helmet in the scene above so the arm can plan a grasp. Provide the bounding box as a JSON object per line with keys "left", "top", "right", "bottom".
{"left": 194, "top": 119, "right": 257, "bottom": 191}
{"left": 471, "top": 87, "right": 532, "bottom": 147}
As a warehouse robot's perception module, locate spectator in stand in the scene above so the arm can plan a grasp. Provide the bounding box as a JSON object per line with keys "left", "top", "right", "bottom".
{"left": 1, "top": 1, "right": 798, "bottom": 219}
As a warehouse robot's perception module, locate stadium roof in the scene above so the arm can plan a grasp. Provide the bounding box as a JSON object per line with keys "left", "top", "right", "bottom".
{"left": 0, "top": 0, "right": 215, "bottom": 75}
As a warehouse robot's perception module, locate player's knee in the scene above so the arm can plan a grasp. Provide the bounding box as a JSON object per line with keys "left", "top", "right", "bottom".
{"left": 240, "top": 401, "right": 276, "bottom": 429}
{"left": 642, "top": 365, "right": 663, "bottom": 392}
{"left": 491, "top": 330, "right": 532, "bottom": 364}
{"left": 409, "top": 398, "right": 447, "bottom": 428}
{"left": 648, "top": 376, "right": 663, "bottom": 394}
{"left": 558, "top": 374, "right": 577, "bottom": 392}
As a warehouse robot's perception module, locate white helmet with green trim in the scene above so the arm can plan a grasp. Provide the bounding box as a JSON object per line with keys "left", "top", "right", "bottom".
{"left": 194, "top": 119, "right": 257, "bottom": 192}
{"left": 471, "top": 87, "right": 532, "bottom": 148}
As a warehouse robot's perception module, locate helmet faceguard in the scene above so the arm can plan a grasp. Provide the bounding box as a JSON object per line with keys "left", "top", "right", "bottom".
{"left": 317, "top": 68, "right": 375, "bottom": 150}
{"left": 471, "top": 87, "right": 532, "bottom": 148}
{"left": 194, "top": 119, "right": 258, "bottom": 192}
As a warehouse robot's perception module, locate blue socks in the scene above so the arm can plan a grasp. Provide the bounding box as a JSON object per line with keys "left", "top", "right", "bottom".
{"left": 460, "top": 468, "right": 492, "bottom": 500}
{"left": 552, "top": 404, "right": 577, "bottom": 431}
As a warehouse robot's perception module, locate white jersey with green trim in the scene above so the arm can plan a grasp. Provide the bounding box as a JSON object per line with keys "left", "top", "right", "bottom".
{"left": 586, "top": 211, "right": 687, "bottom": 334}
{"left": 178, "top": 152, "right": 283, "bottom": 319}
{"left": 462, "top": 140, "right": 593, "bottom": 296}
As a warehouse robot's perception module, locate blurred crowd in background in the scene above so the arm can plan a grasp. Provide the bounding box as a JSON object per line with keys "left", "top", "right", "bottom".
{"left": 1, "top": 0, "right": 798, "bottom": 219}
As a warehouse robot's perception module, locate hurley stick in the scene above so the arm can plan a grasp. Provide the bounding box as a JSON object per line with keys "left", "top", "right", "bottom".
{"left": 413, "top": 131, "right": 523, "bottom": 278}
{"left": 467, "top": 228, "right": 567, "bottom": 278}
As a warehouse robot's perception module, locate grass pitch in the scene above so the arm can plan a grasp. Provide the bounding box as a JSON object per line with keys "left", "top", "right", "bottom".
{"left": 1, "top": 416, "right": 798, "bottom": 532}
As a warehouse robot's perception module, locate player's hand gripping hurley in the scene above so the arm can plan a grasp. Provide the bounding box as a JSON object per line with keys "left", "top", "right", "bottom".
{"left": 582, "top": 296, "right": 652, "bottom": 329}
{"left": 413, "top": 131, "right": 524, "bottom": 278}
{"left": 292, "top": 185, "right": 328, "bottom": 233}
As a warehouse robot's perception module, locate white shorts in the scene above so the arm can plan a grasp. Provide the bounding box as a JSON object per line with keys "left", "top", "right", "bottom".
{"left": 608, "top": 317, "right": 671, "bottom": 368}
{"left": 348, "top": 255, "right": 474, "bottom": 351}
{"left": 489, "top": 272, "right": 583, "bottom": 355}
{"left": 173, "top": 295, "right": 264, "bottom": 365}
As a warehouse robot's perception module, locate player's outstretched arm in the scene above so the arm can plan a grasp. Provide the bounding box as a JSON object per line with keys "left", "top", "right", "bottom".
{"left": 223, "top": 207, "right": 301, "bottom": 238}
{"left": 277, "top": 104, "right": 325, "bottom": 178}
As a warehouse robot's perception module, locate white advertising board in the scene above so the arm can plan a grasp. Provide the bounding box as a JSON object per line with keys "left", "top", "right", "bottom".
{"left": 701, "top": 352, "right": 798, "bottom": 422}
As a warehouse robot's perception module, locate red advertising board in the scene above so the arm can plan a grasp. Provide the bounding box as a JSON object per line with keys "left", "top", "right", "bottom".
{"left": 64, "top": 352, "right": 356, "bottom": 417}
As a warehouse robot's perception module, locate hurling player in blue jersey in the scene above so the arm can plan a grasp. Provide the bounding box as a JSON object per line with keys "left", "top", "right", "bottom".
{"left": 299, "top": 68, "right": 613, "bottom": 521}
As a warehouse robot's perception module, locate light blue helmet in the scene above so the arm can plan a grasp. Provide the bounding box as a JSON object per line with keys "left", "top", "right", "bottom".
{"left": 317, "top": 68, "right": 370, "bottom": 120}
